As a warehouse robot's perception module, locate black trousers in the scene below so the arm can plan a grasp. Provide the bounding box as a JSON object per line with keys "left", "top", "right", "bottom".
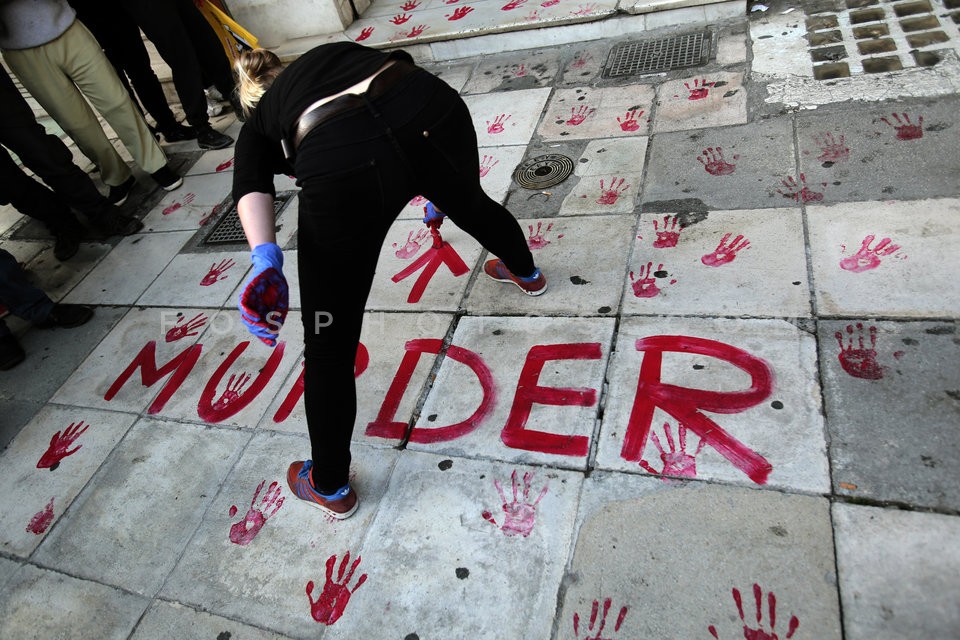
{"left": 121, "top": 0, "right": 235, "bottom": 129}
{"left": 0, "top": 67, "right": 102, "bottom": 229}
{"left": 294, "top": 68, "right": 536, "bottom": 492}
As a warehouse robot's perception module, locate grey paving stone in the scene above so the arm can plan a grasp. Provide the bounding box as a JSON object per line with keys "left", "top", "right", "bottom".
{"left": 461, "top": 47, "right": 563, "bottom": 93}
{"left": 652, "top": 71, "right": 748, "bottom": 134}
{"left": 819, "top": 320, "right": 960, "bottom": 510}
{"left": 33, "top": 417, "right": 249, "bottom": 596}
{"left": 559, "top": 474, "right": 842, "bottom": 639}
{"left": 162, "top": 434, "right": 398, "bottom": 639}
{"left": 0, "top": 557, "right": 20, "bottom": 593}
{"left": 642, "top": 118, "right": 797, "bottom": 211}
{"left": 833, "top": 503, "right": 960, "bottom": 640}
{"left": 796, "top": 98, "right": 960, "bottom": 203}
{"left": 23, "top": 242, "right": 112, "bottom": 302}
{"left": 132, "top": 601, "right": 294, "bottom": 639}
{"left": 0, "top": 565, "right": 149, "bottom": 640}
{"left": 0, "top": 399, "right": 45, "bottom": 453}
{"left": 323, "top": 451, "right": 582, "bottom": 639}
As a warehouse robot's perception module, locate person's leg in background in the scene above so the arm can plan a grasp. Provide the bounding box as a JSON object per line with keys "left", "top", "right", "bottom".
{"left": 174, "top": 0, "right": 237, "bottom": 103}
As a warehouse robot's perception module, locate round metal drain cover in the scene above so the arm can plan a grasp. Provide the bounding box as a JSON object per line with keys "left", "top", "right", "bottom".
{"left": 513, "top": 154, "right": 574, "bottom": 189}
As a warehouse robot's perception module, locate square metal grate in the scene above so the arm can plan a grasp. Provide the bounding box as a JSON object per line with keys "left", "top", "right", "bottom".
{"left": 202, "top": 190, "right": 296, "bottom": 246}
{"left": 604, "top": 31, "right": 712, "bottom": 78}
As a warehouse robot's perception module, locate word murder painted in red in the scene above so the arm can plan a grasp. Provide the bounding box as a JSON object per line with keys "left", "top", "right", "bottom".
{"left": 104, "top": 334, "right": 776, "bottom": 484}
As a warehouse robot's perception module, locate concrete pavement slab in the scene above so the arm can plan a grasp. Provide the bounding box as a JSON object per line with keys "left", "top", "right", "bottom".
{"left": 833, "top": 503, "right": 960, "bottom": 640}
{"left": 407, "top": 316, "right": 615, "bottom": 469}
{"left": 61, "top": 231, "right": 192, "bottom": 306}
{"left": 141, "top": 198, "right": 214, "bottom": 233}
{"left": 0, "top": 558, "right": 18, "bottom": 593}
{"left": 558, "top": 41, "right": 607, "bottom": 86}
{"left": 184, "top": 148, "right": 235, "bottom": 177}
{"left": 152, "top": 310, "right": 302, "bottom": 428}
{"left": 538, "top": 85, "right": 656, "bottom": 141}
{"left": 652, "top": 71, "right": 748, "bottom": 134}
{"left": 162, "top": 433, "right": 398, "bottom": 638}
{"left": 366, "top": 218, "right": 484, "bottom": 311}
{"left": 155, "top": 172, "right": 233, "bottom": 211}
{"left": 820, "top": 319, "right": 960, "bottom": 511}
{"left": 132, "top": 601, "right": 293, "bottom": 640}
{"left": 0, "top": 565, "right": 149, "bottom": 640}
{"left": 642, "top": 117, "right": 797, "bottom": 212}
{"left": 22, "top": 242, "right": 112, "bottom": 303}
{"left": 33, "top": 417, "right": 249, "bottom": 596}
{"left": 560, "top": 172, "right": 643, "bottom": 214}
{"left": 2, "top": 239, "right": 47, "bottom": 265}
{"left": 560, "top": 475, "right": 841, "bottom": 639}
{"left": 138, "top": 250, "right": 251, "bottom": 308}
{"left": 502, "top": 139, "right": 587, "bottom": 218}
{"left": 595, "top": 317, "right": 829, "bottom": 493}
{"left": 796, "top": 98, "right": 960, "bottom": 203}
{"left": 573, "top": 136, "right": 649, "bottom": 178}
{"left": 462, "top": 47, "right": 562, "bottom": 94}
{"left": 622, "top": 208, "right": 811, "bottom": 317}
{"left": 464, "top": 87, "right": 551, "bottom": 147}
{"left": 807, "top": 198, "right": 960, "bottom": 318}
{"left": 429, "top": 62, "right": 473, "bottom": 93}
{"left": 464, "top": 214, "right": 634, "bottom": 316}
{"left": 322, "top": 451, "right": 582, "bottom": 639}
{"left": 0, "top": 399, "right": 45, "bottom": 452}
{"left": 0, "top": 204, "right": 21, "bottom": 235}
{"left": 0, "top": 406, "right": 137, "bottom": 557}
{"left": 262, "top": 312, "right": 453, "bottom": 449}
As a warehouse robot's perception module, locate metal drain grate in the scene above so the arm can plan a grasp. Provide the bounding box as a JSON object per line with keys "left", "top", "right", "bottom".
{"left": 513, "top": 154, "right": 575, "bottom": 189}
{"left": 202, "top": 191, "right": 296, "bottom": 246}
{"left": 604, "top": 31, "right": 711, "bottom": 78}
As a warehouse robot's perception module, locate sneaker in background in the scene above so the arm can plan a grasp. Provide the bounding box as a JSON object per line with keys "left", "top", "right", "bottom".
{"left": 150, "top": 165, "right": 183, "bottom": 191}
{"left": 106, "top": 175, "right": 136, "bottom": 206}
{"left": 286, "top": 460, "right": 359, "bottom": 520}
{"left": 91, "top": 205, "right": 143, "bottom": 236}
{"left": 160, "top": 123, "right": 197, "bottom": 142}
{"left": 34, "top": 303, "right": 94, "bottom": 329}
{"left": 196, "top": 127, "right": 233, "bottom": 151}
{"left": 483, "top": 259, "right": 547, "bottom": 296}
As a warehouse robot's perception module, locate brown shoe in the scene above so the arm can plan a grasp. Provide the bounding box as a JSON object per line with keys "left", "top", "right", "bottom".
{"left": 286, "top": 460, "right": 358, "bottom": 520}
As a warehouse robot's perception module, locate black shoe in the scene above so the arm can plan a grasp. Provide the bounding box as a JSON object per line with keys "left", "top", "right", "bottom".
{"left": 35, "top": 303, "right": 94, "bottom": 329}
{"left": 150, "top": 165, "right": 183, "bottom": 191}
{"left": 92, "top": 205, "right": 143, "bottom": 236}
{"left": 107, "top": 176, "right": 136, "bottom": 206}
{"left": 160, "top": 123, "right": 198, "bottom": 142}
{"left": 196, "top": 127, "right": 233, "bottom": 150}
{"left": 0, "top": 335, "right": 25, "bottom": 370}
{"left": 53, "top": 230, "right": 80, "bottom": 261}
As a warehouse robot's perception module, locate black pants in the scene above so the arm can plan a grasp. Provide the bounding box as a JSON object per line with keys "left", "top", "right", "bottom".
{"left": 0, "top": 67, "right": 102, "bottom": 229}
{"left": 121, "top": 0, "right": 234, "bottom": 130}
{"left": 294, "top": 69, "right": 536, "bottom": 492}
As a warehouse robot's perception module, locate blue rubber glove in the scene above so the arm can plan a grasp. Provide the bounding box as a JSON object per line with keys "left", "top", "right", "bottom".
{"left": 423, "top": 201, "right": 446, "bottom": 226}
{"left": 238, "top": 242, "right": 288, "bottom": 347}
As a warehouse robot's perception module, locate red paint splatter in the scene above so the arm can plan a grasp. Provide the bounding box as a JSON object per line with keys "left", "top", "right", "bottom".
{"left": 162, "top": 192, "right": 195, "bottom": 215}
{"left": 482, "top": 469, "right": 548, "bottom": 537}
{"left": 814, "top": 132, "right": 849, "bottom": 162}
{"left": 215, "top": 158, "right": 234, "bottom": 172}
{"left": 306, "top": 552, "right": 367, "bottom": 625}
{"left": 836, "top": 323, "right": 883, "bottom": 380}
{"left": 573, "top": 598, "right": 628, "bottom": 638}
{"left": 701, "top": 233, "right": 750, "bottom": 267}
{"left": 26, "top": 498, "right": 55, "bottom": 535}
{"left": 36, "top": 420, "right": 89, "bottom": 470}
{"left": 777, "top": 173, "right": 825, "bottom": 203}
{"left": 105, "top": 341, "right": 203, "bottom": 414}
{"left": 229, "top": 480, "right": 284, "bottom": 546}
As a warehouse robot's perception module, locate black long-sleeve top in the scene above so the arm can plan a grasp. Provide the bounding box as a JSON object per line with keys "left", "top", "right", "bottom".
{"left": 231, "top": 42, "right": 413, "bottom": 203}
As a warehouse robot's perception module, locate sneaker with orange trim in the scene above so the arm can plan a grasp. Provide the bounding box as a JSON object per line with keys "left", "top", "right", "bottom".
{"left": 483, "top": 259, "right": 547, "bottom": 296}
{"left": 286, "top": 460, "right": 358, "bottom": 520}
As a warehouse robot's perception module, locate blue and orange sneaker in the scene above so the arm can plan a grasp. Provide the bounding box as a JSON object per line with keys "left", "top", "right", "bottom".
{"left": 483, "top": 259, "right": 547, "bottom": 296}
{"left": 286, "top": 460, "right": 358, "bottom": 520}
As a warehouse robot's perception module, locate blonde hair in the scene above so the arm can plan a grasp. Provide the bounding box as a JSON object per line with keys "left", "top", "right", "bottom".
{"left": 235, "top": 48, "right": 283, "bottom": 117}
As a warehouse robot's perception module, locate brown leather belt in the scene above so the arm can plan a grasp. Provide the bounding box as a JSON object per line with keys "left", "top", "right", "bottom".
{"left": 290, "top": 60, "right": 418, "bottom": 152}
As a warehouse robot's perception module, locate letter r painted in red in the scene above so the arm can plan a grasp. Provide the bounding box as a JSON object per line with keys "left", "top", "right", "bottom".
{"left": 623, "top": 335, "right": 774, "bottom": 484}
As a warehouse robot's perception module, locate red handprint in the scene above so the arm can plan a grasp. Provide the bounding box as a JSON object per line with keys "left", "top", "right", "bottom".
{"left": 708, "top": 583, "right": 799, "bottom": 640}
{"left": 36, "top": 420, "right": 89, "bottom": 470}
{"left": 481, "top": 469, "right": 548, "bottom": 537}
{"left": 813, "top": 132, "right": 849, "bottom": 162}
{"left": 228, "top": 479, "right": 284, "bottom": 546}
{"left": 502, "top": 0, "right": 527, "bottom": 9}
{"left": 835, "top": 322, "right": 883, "bottom": 380}
{"left": 390, "top": 12, "right": 411, "bottom": 24}
{"left": 524, "top": 10, "right": 543, "bottom": 21}
{"left": 355, "top": 26, "right": 374, "bottom": 42}
{"left": 566, "top": 105, "right": 595, "bottom": 125}
{"left": 479, "top": 154, "right": 499, "bottom": 177}
{"left": 200, "top": 258, "right": 236, "bottom": 286}
{"left": 406, "top": 24, "right": 428, "bottom": 37}
{"left": 446, "top": 5, "right": 473, "bottom": 19}
{"left": 306, "top": 552, "right": 367, "bottom": 625}
{"left": 393, "top": 228, "right": 430, "bottom": 259}
{"left": 639, "top": 422, "right": 705, "bottom": 478}
{"left": 211, "top": 372, "right": 251, "bottom": 411}
{"left": 701, "top": 233, "right": 750, "bottom": 267}
{"left": 199, "top": 207, "right": 218, "bottom": 226}
{"left": 570, "top": 3, "right": 597, "bottom": 16}
{"left": 527, "top": 222, "right": 561, "bottom": 249}
{"left": 629, "top": 262, "right": 666, "bottom": 298}
{"left": 162, "top": 192, "right": 195, "bottom": 215}
{"left": 616, "top": 109, "right": 644, "bottom": 132}
{"left": 684, "top": 78, "right": 715, "bottom": 100}
{"left": 215, "top": 158, "right": 234, "bottom": 172}
{"left": 542, "top": 0, "right": 560, "bottom": 5}
{"left": 776, "top": 174, "right": 824, "bottom": 203}
{"left": 401, "top": 0, "right": 420, "bottom": 9}
{"left": 652, "top": 215, "right": 682, "bottom": 248}
{"left": 697, "top": 147, "right": 737, "bottom": 176}
{"left": 839, "top": 234, "right": 902, "bottom": 273}
{"left": 596, "top": 177, "right": 629, "bottom": 205}
{"left": 26, "top": 497, "right": 55, "bottom": 535}
{"left": 409, "top": 195, "right": 427, "bottom": 207}
{"left": 515, "top": 63, "right": 528, "bottom": 77}
{"left": 571, "top": 52, "right": 592, "bottom": 68}
{"left": 880, "top": 112, "right": 923, "bottom": 140}
{"left": 443, "top": 0, "right": 461, "bottom": 3}
{"left": 573, "top": 598, "right": 628, "bottom": 639}
{"left": 165, "top": 313, "right": 208, "bottom": 342}
{"left": 487, "top": 113, "right": 512, "bottom": 134}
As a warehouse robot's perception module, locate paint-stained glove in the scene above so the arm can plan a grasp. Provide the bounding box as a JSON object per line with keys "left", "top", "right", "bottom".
{"left": 423, "top": 201, "right": 445, "bottom": 229}
{"left": 238, "top": 242, "right": 288, "bottom": 347}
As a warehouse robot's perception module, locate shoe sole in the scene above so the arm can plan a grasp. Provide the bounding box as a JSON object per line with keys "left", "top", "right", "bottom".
{"left": 298, "top": 495, "right": 359, "bottom": 520}
{"left": 485, "top": 271, "right": 548, "bottom": 296}
{"left": 161, "top": 177, "right": 184, "bottom": 191}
